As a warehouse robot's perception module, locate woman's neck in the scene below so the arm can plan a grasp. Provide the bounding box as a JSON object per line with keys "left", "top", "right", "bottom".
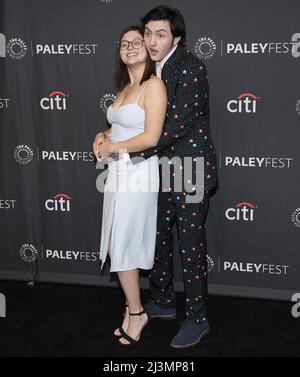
{"left": 127, "top": 64, "right": 146, "bottom": 87}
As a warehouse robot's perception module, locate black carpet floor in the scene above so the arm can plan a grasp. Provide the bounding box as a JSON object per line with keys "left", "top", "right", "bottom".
{"left": 0, "top": 280, "right": 299, "bottom": 357}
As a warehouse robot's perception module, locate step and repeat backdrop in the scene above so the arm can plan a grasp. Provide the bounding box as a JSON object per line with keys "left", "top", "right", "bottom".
{"left": 0, "top": 0, "right": 299, "bottom": 301}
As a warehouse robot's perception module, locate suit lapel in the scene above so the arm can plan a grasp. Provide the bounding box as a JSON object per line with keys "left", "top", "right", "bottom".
{"left": 161, "top": 44, "right": 186, "bottom": 98}
{"left": 161, "top": 43, "right": 185, "bottom": 81}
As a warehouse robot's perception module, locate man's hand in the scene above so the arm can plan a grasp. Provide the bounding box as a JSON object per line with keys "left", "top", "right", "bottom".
{"left": 98, "top": 141, "right": 114, "bottom": 158}
{"left": 93, "top": 132, "right": 108, "bottom": 160}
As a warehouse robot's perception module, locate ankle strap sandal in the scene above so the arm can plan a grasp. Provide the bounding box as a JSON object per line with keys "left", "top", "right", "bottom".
{"left": 118, "top": 308, "right": 151, "bottom": 346}
{"left": 129, "top": 309, "right": 146, "bottom": 316}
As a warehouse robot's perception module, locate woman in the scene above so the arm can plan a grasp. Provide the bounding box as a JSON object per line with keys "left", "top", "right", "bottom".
{"left": 93, "top": 25, "right": 167, "bottom": 345}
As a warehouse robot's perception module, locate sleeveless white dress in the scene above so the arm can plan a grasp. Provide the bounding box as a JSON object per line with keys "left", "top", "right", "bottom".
{"left": 99, "top": 81, "right": 159, "bottom": 272}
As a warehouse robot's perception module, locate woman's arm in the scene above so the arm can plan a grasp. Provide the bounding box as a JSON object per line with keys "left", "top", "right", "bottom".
{"left": 102, "top": 78, "right": 167, "bottom": 155}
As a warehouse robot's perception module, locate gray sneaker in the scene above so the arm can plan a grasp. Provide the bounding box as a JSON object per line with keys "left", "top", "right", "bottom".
{"left": 170, "top": 319, "right": 209, "bottom": 349}
{"left": 143, "top": 301, "right": 176, "bottom": 319}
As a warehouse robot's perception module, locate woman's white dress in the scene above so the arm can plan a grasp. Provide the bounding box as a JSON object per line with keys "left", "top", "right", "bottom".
{"left": 99, "top": 81, "right": 159, "bottom": 272}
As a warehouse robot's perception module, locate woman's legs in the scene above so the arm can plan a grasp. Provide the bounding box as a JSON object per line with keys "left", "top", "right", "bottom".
{"left": 104, "top": 206, "right": 129, "bottom": 336}
{"left": 117, "top": 269, "right": 148, "bottom": 344}
{"left": 107, "top": 233, "right": 130, "bottom": 336}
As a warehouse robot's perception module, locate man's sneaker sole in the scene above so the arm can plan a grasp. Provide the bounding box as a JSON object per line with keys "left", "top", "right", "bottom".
{"left": 170, "top": 328, "right": 209, "bottom": 349}
{"left": 150, "top": 313, "right": 176, "bottom": 320}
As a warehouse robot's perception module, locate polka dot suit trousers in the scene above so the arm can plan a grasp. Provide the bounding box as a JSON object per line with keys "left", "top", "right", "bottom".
{"left": 149, "top": 165, "right": 210, "bottom": 324}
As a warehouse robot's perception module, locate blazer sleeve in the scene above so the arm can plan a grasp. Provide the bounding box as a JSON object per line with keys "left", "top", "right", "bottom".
{"left": 128, "top": 61, "right": 209, "bottom": 163}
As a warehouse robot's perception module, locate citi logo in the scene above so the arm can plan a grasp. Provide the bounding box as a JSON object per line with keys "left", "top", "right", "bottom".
{"left": 225, "top": 202, "right": 257, "bottom": 221}
{"left": 45, "top": 194, "right": 73, "bottom": 212}
{"left": 40, "top": 91, "right": 68, "bottom": 110}
{"left": 227, "top": 92, "right": 259, "bottom": 113}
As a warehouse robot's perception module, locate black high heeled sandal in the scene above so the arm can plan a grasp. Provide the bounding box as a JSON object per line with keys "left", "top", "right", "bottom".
{"left": 118, "top": 308, "right": 151, "bottom": 346}
{"left": 114, "top": 304, "right": 128, "bottom": 337}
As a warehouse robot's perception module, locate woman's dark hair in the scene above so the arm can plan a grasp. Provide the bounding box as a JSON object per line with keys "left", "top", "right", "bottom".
{"left": 140, "top": 5, "right": 186, "bottom": 45}
{"left": 114, "top": 25, "right": 155, "bottom": 93}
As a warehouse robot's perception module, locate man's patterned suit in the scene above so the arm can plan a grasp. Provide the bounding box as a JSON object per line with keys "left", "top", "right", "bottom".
{"left": 129, "top": 43, "right": 218, "bottom": 324}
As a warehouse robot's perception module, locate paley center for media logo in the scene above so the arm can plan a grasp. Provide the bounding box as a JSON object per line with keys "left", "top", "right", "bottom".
{"left": 194, "top": 36, "right": 217, "bottom": 60}
{"left": 207, "top": 255, "right": 215, "bottom": 273}
{"left": 226, "top": 201, "right": 257, "bottom": 222}
{"left": 295, "top": 99, "right": 300, "bottom": 115}
{"left": 35, "top": 43, "right": 98, "bottom": 55}
{"left": 224, "top": 156, "right": 293, "bottom": 169}
{"left": 219, "top": 259, "right": 290, "bottom": 276}
{"left": 13, "top": 144, "right": 95, "bottom": 164}
{"left": 40, "top": 91, "right": 69, "bottom": 111}
{"left": 0, "top": 98, "right": 10, "bottom": 109}
{"left": 19, "top": 243, "right": 39, "bottom": 263}
{"left": 100, "top": 93, "right": 117, "bottom": 113}
{"left": 18, "top": 243, "right": 100, "bottom": 263}
{"left": 13, "top": 145, "right": 34, "bottom": 165}
{"left": 227, "top": 92, "right": 259, "bottom": 113}
{"left": 0, "top": 33, "right": 28, "bottom": 59}
{"left": 0, "top": 33, "right": 99, "bottom": 57}
{"left": 0, "top": 199, "right": 17, "bottom": 209}
{"left": 291, "top": 208, "right": 300, "bottom": 228}
{"left": 45, "top": 248, "right": 100, "bottom": 262}
{"left": 225, "top": 33, "right": 300, "bottom": 57}
{"left": 193, "top": 34, "right": 300, "bottom": 59}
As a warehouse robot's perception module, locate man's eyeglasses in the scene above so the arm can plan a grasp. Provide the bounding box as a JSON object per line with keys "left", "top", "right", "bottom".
{"left": 117, "top": 39, "right": 144, "bottom": 51}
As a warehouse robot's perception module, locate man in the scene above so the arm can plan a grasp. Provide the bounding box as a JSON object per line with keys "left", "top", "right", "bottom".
{"left": 93, "top": 5, "right": 218, "bottom": 349}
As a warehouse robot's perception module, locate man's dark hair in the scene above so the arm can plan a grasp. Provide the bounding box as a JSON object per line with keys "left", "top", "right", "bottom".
{"left": 140, "top": 5, "right": 186, "bottom": 45}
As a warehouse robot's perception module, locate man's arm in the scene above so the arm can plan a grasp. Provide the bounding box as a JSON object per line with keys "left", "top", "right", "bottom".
{"left": 93, "top": 128, "right": 111, "bottom": 158}
{"left": 128, "top": 61, "right": 209, "bottom": 161}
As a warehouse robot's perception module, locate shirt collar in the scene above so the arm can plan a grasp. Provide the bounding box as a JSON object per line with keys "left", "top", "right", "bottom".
{"left": 155, "top": 44, "right": 178, "bottom": 71}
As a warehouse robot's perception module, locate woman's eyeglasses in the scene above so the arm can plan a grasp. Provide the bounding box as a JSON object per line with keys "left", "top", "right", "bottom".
{"left": 117, "top": 39, "right": 144, "bottom": 51}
